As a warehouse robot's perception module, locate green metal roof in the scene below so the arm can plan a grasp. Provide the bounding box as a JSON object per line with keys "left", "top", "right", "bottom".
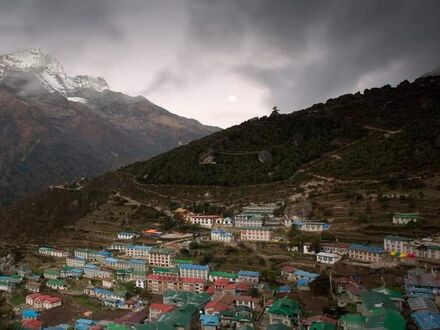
{"left": 384, "top": 235, "right": 411, "bottom": 241}
{"left": 371, "top": 287, "right": 403, "bottom": 300}
{"left": 310, "top": 322, "right": 336, "bottom": 330}
{"left": 364, "top": 309, "right": 406, "bottom": 330}
{"left": 393, "top": 213, "right": 419, "bottom": 218}
{"left": 173, "top": 259, "right": 194, "bottom": 264}
{"left": 266, "top": 323, "right": 291, "bottom": 330}
{"left": 360, "top": 291, "right": 397, "bottom": 313}
{"left": 209, "top": 270, "right": 238, "bottom": 279}
{"left": 340, "top": 314, "right": 365, "bottom": 325}
{"left": 267, "top": 297, "right": 300, "bottom": 317}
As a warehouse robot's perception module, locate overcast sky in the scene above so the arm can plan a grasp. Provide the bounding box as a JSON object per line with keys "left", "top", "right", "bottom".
{"left": 1, "top": 0, "right": 440, "bottom": 128}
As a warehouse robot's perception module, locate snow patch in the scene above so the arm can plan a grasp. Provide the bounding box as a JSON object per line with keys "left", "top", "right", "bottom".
{"left": 67, "top": 97, "right": 88, "bottom": 104}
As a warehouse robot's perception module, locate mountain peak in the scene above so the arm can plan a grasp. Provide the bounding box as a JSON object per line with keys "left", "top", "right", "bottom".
{"left": 0, "top": 48, "right": 109, "bottom": 95}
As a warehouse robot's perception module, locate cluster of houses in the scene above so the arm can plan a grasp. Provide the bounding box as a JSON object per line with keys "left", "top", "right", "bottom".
{"left": 190, "top": 204, "right": 332, "bottom": 244}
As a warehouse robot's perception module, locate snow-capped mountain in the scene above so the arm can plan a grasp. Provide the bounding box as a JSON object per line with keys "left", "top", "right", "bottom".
{"left": 0, "top": 48, "right": 108, "bottom": 95}
{"left": 0, "top": 48, "right": 219, "bottom": 207}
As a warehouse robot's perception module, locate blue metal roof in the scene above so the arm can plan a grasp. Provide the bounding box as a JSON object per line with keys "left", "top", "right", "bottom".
{"left": 105, "top": 257, "right": 119, "bottom": 263}
{"left": 84, "top": 263, "right": 98, "bottom": 269}
{"left": 129, "top": 259, "right": 146, "bottom": 264}
{"left": 200, "top": 314, "right": 221, "bottom": 326}
{"left": 179, "top": 263, "right": 209, "bottom": 271}
{"left": 22, "top": 309, "right": 39, "bottom": 318}
{"left": 294, "top": 269, "right": 319, "bottom": 278}
{"left": 412, "top": 311, "right": 440, "bottom": 330}
{"left": 349, "top": 244, "right": 384, "bottom": 253}
{"left": 238, "top": 270, "right": 261, "bottom": 277}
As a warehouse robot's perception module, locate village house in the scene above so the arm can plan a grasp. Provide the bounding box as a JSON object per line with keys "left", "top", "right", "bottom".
{"left": 84, "top": 287, "right": 125, "bottom": 303}
{"left": 146, "top": 274, "right": 205, "bottom": 294}
{"left": 371, "top": 287, "right": 405, "bottom": 310}
{"left": 130, "top": 270, "right": 148, "bottom": 288}
{"left": 302, "top": 242, "right": 317, "bottom": 255}
{"left": 280, "top": 265, "right": 296, "bottom": 282}
{"left": 284, "top": 216, "right": 304, "bottom": 227}
{"left": 74, "top": 248, "right": 92, "bottom": 260}
{"left": 66, "top": 256, "right": 86, "bottom": 268}
{"left": 163, "top": 290, "right": 211, "bottom": 307}
{"left": 128, "top": 259, "right": 148, "bottom": 271}
{"left": 266, "top": 297, "right": 301, "bottom": 327}
{"left": 25, "top": 281, "right": 41, "bottom": 293}
{"left": 148, "top": 247, "right": 176, "bottom": 267}
{"left": 412, "top": 311, "right": 440, "bottom": 330}
{"left": 38, "top": 247, "right": 69, "bottom": 258}
{"left": 293, "top": 220, "right": 330, "bottom": 232}
{"left": 209, "top": 271, "right": 238, "bottom": 283}
{"left": 237, "top": 270, "right": 260, "bottom": 284}
{"left": 200, "top": 314, "right": 221, "bottom": 330}
{"left": 110, "top": 242, "right": 130, "bottom": 251}
{"left": 187, "top": 214, "right": 223, "bottom": 228}
{"left": 219, "top": 217, "right": 234, "bottom": 227}
{"left": 234, "top": 213, "right": 265, "bottom": 227}
{"left": 348, "top": 244, "right": 385, "bottom": 263}
{"left": 125, "top": 245, "right": 153, "bottom": 259}
{"left": 293, "top": 270, "right": 319, "bottom": 288}
{"left": 83, "top": 263, "right": 112, "bottom": 279}
{"left": 102, "top": 278, "right": 114, "bottom": 289}
{"left": 211, "top": 229, "right": 234, "bottom": 242}
{"left": 316, "top": 252, "right": 342, "bottom": 264}
{"left": 242, "top": 204, "right": 278, "bottom": 215}
{"left": 392, "top": 212, "right": 419, "bottom": 225}
{"left": 26, "top": 293, "right": 61, "bottom": 310}
{"left": 148, "top": 303, "right": 176, "bottom": 322}
{"left": 240, "top": 227, "right": 272, "bottom": 242}
{"left": 116, "top": 268, "right": 133, "bottom": 282}
{"left": 114, "top": 309, "right": 149, "bottom": 325}
{"left": 320, "top": 242, "right": 350, "bottom": 255}
{"left": 234, "top": 295, "right": 259, "bottom": 311}
{"left": 60, "top": 266, "right": 83, "bottom": 278}
{"left": 143, "top": 229, "right": 163, "bottom": 238}
{"left": 46, "top": 279, "right": 67, "bottom": 291}
{"left": 103, "top": 257, "right": 129, "bottom": 269}
{"left": 179, "top": 264, "right": 210, "bottom": 281}
{"left": 384, "top": 235, "right": 440, "bottom": 260}
{"left": 88, "top": 250, "right": 113, "bottom": 263}
{"left": 118, "top": 232, "right": 139, "bottom": 240}
{"left": 405, "top": 268, "right": 440, "bottom": 298}
{"left": 204, "top": 292, "right": 235, "bottom": 315}
{"left": 22, "top": 309, "right": 39, "bottom": 320}
{"left": 0, "top": 281, "right": 14, "bottom": 293}
{"left": 43, "top": 269, "right": 60, "bottom": 280}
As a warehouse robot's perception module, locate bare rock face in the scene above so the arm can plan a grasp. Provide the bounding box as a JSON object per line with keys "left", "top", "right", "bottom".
{"left": 0, "top": 253, "right": 14, "bottom": 274}
{"left": 258, "top": 150, "right": 273, "bottom": 164}
{"left": 199, "top": 150, "right": 216, "bottom": 164}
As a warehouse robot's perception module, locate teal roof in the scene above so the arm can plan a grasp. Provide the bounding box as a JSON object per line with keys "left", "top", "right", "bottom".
{"left": 364, "top": 309, "right": 406, "bottom": 330}
{"left": 340, "top": 313, "right": 365, "bottom": 325}
{"left": 360, "top": 291, "right": 397, "bottom": 313}
{"left": 267, "top": 298, "right": 300, "bottom": 317}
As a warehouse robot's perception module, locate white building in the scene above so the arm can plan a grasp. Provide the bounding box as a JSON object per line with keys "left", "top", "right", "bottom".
{"left": 179, "top": 264, "right": 210, "bottom": 281}
{"left": 117, "top": 232, "right": 139, "bottom": 240}
{"left": 38, "top": 247, "right": 69, "bottom": 258}
{"left": 148, "top": 247, "right": 176, "bottom": 267}
{"left": 187, "top": 214, "right": 222, "bottom": 228}
{"left": 284, "top": 216, "right": 304, "bottom": 227}
{"left": 125, "top": 245, "right": 152, "bottom": 259}
{"left": 240, "top": 228, "right": 272, "bottom": 242}
{"left": 211, "top": 229, "right": 234, "bottom": 242}
{"left": 316, "top": 252, "right": 342, "bottom": 264}
{"left": 293, "top": 221, "right": 330, "bottom": 232}
{"left": 392, "top": 213, "right": 419, "bottom": 225}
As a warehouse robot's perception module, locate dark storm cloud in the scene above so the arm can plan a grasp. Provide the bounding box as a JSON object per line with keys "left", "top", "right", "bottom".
{"left": 1, "top": 0, "right": 440, "bottom": 126}
{"left": 0, "top": 0, "right": 122, "bottom": 54}
{"left": 178, "top": 0, "right": 440, "bottom": 111}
